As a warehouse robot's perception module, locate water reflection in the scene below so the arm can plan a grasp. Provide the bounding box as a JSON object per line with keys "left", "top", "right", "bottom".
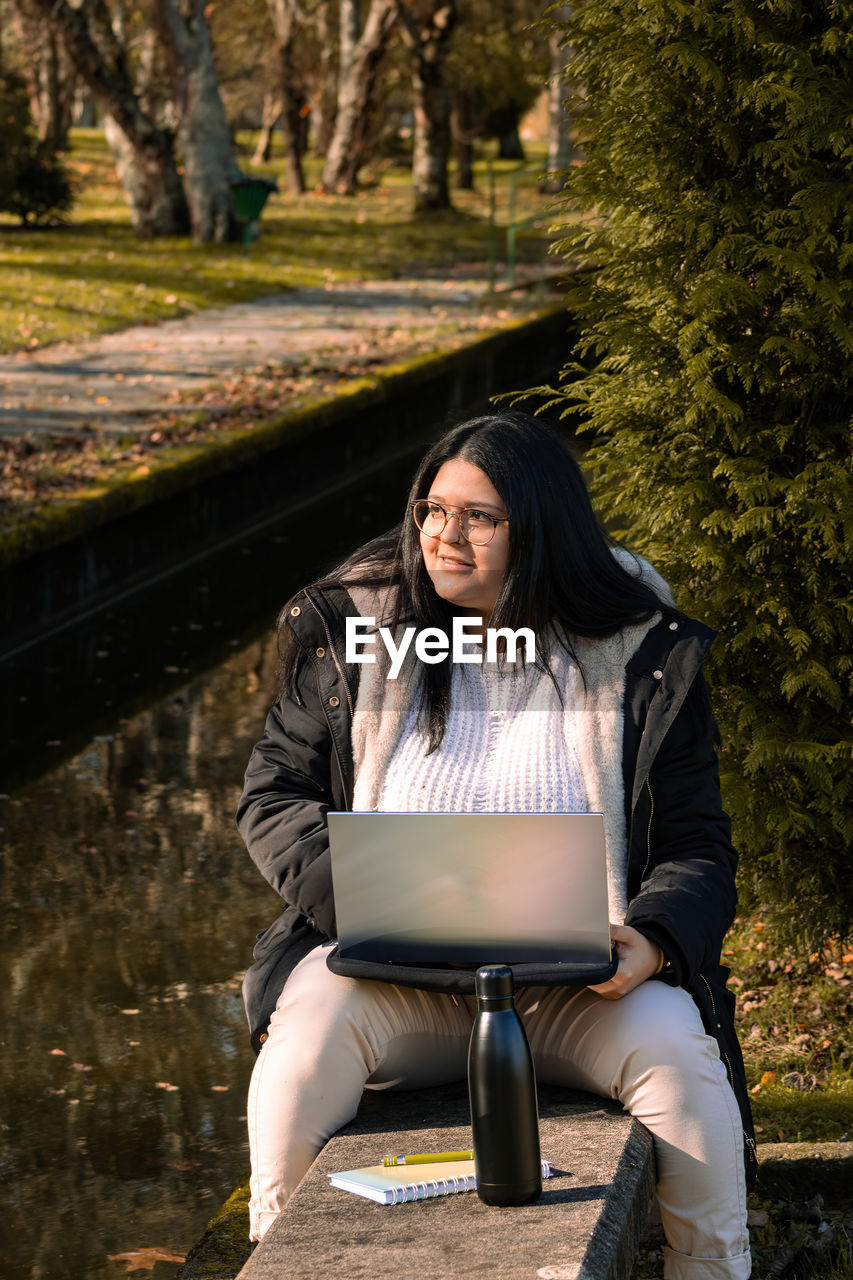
{"left": 0, "top": 417, "right": 582, "bottom": 1277}
{"left": 0, "top": 639, "right": 283, "bottom": 1279}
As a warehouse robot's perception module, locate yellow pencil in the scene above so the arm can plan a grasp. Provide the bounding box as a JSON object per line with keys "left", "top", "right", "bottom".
{"left": 382, "top": 1150, "right": 474, "bottom": 1167}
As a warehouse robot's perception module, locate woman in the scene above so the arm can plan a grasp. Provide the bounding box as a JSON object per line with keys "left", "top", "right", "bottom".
{"left": 237, "top": 411, "right": 755, "bottom": 1279}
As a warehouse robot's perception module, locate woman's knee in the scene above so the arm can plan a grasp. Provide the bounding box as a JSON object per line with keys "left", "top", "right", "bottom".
{"left": 608, "top": 984, "right": 724, "bottom": 1094}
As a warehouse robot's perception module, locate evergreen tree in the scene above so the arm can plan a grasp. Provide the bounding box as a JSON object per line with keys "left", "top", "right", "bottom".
{"left": 546, "top": 0, "right": 853, "bottom": 943}
{"left": 0, "top": 70, "right": 73, "bottom": 224}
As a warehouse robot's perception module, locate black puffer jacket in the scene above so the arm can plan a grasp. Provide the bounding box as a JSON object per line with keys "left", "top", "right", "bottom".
{"left": 237, "top": 583, "right": 757, "bottom": 1185}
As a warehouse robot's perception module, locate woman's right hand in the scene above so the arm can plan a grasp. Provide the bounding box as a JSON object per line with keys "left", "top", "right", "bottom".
{"left": 587, "top": 924, "right": 662, "bottom": 1000}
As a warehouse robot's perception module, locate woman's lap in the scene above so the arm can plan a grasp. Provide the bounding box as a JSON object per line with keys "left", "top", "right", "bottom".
{"left": 250, "top": 946, "right": 749, "bottom": 1273}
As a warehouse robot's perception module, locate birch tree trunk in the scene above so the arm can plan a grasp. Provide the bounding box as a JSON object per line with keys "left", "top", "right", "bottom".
{"left": 152, "top": 0, "right": 237, "bottom": 243}
{"left": 320, "top": 0, "right": 397, "bottom": 195}
{"left": 252, "top": 91, "right": 283, "bottom": 165}
{"left": 394, "top": 0, "right": 456, "bottom": 212}
{"left": 30, "top": 0, "right": 190, "bottom": 237}
{"left": 267, "top": 0, "right": 306, "bottom": 193}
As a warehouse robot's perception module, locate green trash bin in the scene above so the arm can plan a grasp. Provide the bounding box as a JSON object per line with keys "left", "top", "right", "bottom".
{"left": 230, "top": 175, "right": 279, "bottom": 252}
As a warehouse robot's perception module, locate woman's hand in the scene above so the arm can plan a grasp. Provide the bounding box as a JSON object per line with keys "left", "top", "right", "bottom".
{"left": 587, "top": 924, "right": 662, "bottom": 1000}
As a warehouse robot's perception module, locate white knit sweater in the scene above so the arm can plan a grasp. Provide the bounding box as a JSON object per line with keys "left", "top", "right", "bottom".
{"left": 376, "top": 646, "right": 588, "bottom": 815}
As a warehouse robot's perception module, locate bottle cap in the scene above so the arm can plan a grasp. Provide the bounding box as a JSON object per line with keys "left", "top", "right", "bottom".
{"left": 475, "top": 964, "right": 514, "bottom": 1000}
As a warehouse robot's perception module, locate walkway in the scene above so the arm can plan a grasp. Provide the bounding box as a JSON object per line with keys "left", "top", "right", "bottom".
{"left": 0, "top": 272, "right": 558, "bottom": 439}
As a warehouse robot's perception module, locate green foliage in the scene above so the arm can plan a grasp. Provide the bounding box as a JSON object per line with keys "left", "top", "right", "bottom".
{"left": 546, "top": 0, "right": 853, "bottom": 944}
{"left": 0, "top": 72, "right": 73, "bottom": 226}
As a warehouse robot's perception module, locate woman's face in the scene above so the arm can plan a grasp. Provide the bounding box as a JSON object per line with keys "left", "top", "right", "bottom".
{"left": 418, "top": 457, "right": 510, "bottom": 617}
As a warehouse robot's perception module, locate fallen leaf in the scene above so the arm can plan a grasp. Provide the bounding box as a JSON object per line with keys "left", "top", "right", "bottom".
{"left": 210, "top": 1085, "right": 229, "bottom": 1092}
{"left": 49, "top": 1048, "right": 67, "bottom": 1056}
{"left": 107, "top": 1246, "right": 186, "bottom": 1272}
{"left": 154, "top": 1082, "right": 179, "bottom": 1091}
{"left": 747, "top": 1209, "right": 769, "bottom": 1227}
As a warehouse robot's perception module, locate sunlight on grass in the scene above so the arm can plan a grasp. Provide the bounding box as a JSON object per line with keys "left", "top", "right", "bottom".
{"left": 724, "top": 915, "right": 853, "bottom": 1142}
{"left": 0, "top": 129, "right": 563, "bottom": 354}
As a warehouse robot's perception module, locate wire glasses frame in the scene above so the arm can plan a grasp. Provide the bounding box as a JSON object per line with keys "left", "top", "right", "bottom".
{"left": 411, "top": 500, "right": 509, "bottom": 546}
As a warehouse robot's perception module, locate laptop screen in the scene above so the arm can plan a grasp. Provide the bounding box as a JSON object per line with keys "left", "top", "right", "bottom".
{"left": 327, "top": 812, "right": 611, "bottom": 965}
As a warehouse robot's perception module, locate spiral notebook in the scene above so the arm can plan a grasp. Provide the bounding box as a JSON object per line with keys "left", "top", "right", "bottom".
{"left": 328, "top": 1157, "right": 553, "bottom": 1204}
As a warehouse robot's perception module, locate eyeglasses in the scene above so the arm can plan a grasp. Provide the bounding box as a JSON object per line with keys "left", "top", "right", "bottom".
{"left": 411, "top": 500, "right": 509, "bottom": 546}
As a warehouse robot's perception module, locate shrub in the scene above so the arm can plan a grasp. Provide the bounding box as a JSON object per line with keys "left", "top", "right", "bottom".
{"left": 0, "top": 72, "right": 73, "bottom": 225}
{"left": 544, "top": 0, "right": 853, "bottom": 944}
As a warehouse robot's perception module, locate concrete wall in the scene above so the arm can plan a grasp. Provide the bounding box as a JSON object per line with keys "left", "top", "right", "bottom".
{"left": 1, "top": 308, "right": 572, "bottom": 655}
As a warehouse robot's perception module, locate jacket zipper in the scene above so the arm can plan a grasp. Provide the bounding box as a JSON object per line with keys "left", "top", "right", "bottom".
{"left": 699, "top": 973, "right": 758, "bottom": 1165}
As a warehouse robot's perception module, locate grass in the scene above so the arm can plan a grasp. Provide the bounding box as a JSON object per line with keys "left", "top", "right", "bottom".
{"left": 0, "top": 129, "right": 562, "bottom": 355}
{"left": 725, "top": 916, "right": 853, "bottom": 1141}
{"left": 0, "top": 129, "right": 564, "bottom": 527}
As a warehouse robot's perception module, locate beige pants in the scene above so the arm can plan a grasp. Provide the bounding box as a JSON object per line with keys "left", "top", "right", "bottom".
{"left": 247, "top": 943, "right": 751, "bottom": 1279}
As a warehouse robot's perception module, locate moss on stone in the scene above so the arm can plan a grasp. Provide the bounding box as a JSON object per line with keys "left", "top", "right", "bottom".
{"left": 176, "top": 1177, "right": 252, "bottom": 1280}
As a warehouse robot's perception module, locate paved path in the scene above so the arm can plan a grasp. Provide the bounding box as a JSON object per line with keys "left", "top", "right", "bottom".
{"left": 0, "top": 273, "right": 557, "bottom": 439}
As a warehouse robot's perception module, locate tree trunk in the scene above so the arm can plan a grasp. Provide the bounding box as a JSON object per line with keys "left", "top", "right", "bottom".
{"left": 152, "top": 0, "right": 237, "bottom": 243}
{"left": 395, "top": 0, "right": 456, "bottom": 213}
{"left": 74, "top": 94, "right": 97, "bottom": 127}
{"left": 497, "top": 118, "right": 525, "bottom": 160}
{"left": 267, "top": 0, "right": 306, "bottom": 194}
{"left": 30, "top": 0, "right": 190, "bottom": 237}
{"left": 252, "top": 90, "right": 282, "bottom": 165}
{"left": 543, "top": 10, "right": 572, "bottom": 193}
{"left": 452, "top": 90, "right": 474, "bottom": 190}
{"left": 103, "top": 111, "right": 173, "bottom": 235}
{"left": 320, "top": 0, "right": 396, "bottom": 195}
{"left": 311, "top": 1, "right": 337, "bottom": 158}
{"left": 10, "top": 2, "right": 74, "bottom": 150}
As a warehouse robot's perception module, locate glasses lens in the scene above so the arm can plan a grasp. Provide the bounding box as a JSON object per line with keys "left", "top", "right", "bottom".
{"left": 413, "top": 501, "right": 446, "bottom": 536}
{"left": 462, "top": 509, "right": 497, "bottom": 545}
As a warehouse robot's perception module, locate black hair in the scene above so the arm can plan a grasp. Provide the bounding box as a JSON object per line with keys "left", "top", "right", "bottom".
{"left": 278, "top": 411, "right": 675, "bottom": 747}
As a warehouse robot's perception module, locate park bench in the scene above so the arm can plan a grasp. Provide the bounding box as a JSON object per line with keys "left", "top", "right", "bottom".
{"left": 180, "top": 1081, "right": 656, "bottom": 1280}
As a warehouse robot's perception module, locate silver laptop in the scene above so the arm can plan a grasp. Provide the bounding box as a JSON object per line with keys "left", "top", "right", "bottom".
{"left": 327, "top": 812, "right": 611, "bottom": 966}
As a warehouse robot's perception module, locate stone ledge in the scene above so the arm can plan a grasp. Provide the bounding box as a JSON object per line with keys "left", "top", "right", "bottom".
{"left": 754, "top": 1141, "right": 853, "bottom": 1205}
{"left": 232, "top": 1083, "right": 655, "bottom": 1280}
{"left": 177, "top": 1126, "right": 853, "bottom": 1280}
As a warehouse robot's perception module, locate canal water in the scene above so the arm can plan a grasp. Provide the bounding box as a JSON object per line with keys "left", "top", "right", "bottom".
{"left": 0, "top": 489, "right": 402, "bottom": 1279}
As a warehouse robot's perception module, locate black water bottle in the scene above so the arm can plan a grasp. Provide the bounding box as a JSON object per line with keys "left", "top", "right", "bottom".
{"left": 467, "top": 963, "right": 541, "bottom": 1206}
